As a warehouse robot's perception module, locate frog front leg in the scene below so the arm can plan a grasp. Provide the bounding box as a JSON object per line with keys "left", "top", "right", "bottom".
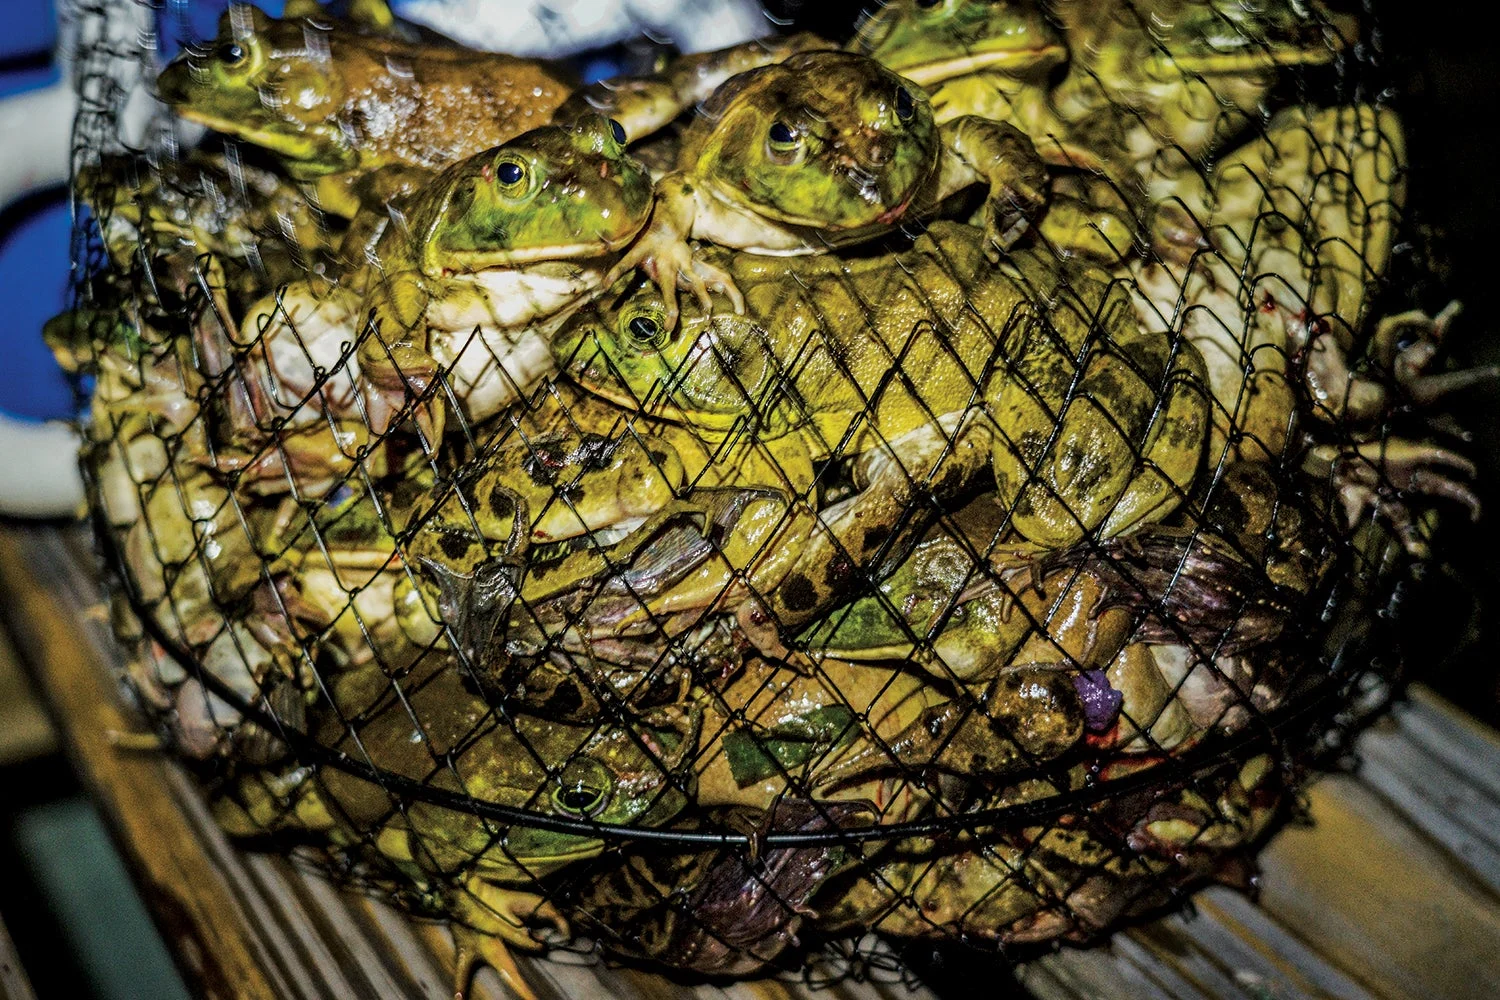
{"left": 934, "top": 115, "right": 1050, "bottom": 257}
{"left": 604, "top": 174, "right": 747, "bottom": 330}
{"left": 359, "top": 277, "right": 445, "bottom": 441}
{"left": 451, "top": 875, "right": 569, "bottom": 1000}
{"left": 1305, "top": 438, "right": 1481, "bottom": 558}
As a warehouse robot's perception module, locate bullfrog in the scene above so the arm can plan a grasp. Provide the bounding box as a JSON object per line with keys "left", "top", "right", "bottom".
{"left": 241, "top": 115, "right": 653, "bottom": 439}
{"left": 606, "top": 52, "right": 1050, "bottom": 326}
{"left": 692, "top": 656, "right": 944, "bottom": 824}
{"left": 814, "top": 749, "right": 1280, "bottom": 944}
{"left": 1132, "top": 103, "right": 1486, "bottom": 553}
{"left": 82, "top": 151, "right": 338, "bottom": 303}
{"left": 158, "top": 3, "right": 575, "bottom": 217}
{"left": 557, "top": 221, "right": 1210, "bottom": 638}
{"left": 1045, "top": 0, "right": 1354, "bottom": 182}
{"left": 217, "top": 663, "right": 700, "bottom": 999}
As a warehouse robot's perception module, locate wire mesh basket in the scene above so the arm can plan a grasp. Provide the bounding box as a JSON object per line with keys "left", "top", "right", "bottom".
{"left": 51, "top": 0, "right": 1485, "bottom": 988}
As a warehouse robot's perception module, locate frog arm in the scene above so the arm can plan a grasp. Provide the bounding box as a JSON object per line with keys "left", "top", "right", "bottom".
{"left": 604, "top": 172, "right": 744, "bottom": 330}
{"left": 933, "top": 115, "right": 1050, "bottom": 257}
{"left": 356, "top": 277, "right": 444, "bottom": 440}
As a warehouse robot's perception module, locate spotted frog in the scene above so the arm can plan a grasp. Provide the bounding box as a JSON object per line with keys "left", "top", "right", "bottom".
{"left": 240, "top": 115, "right": 653, "bottom": 439}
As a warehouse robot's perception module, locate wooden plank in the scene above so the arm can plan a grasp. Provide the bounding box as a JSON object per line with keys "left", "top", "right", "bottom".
{"left": 0, "top": 913, "right": 38, "bottom": 1000}
{"left": 1020, "top": 694, "right": 1500, "bottom": 1000}
{"left": 0, "top": 625, "right": 56, "bottom": 766}
{"left": 0, "top": 526, "right": 291, "bottom": 1000}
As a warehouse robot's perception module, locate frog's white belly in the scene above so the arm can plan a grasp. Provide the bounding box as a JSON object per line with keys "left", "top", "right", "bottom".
{"left": 428, "top": 266, "right": 602, "bottom": 423}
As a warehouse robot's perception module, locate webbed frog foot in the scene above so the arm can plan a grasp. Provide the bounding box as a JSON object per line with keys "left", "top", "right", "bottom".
{"left": 606, "top": 225, "right": 745, "bottom": 331}
{"left": 452, "top": 881, "right": 569, "bottom": 1000}
{"left": 1373, "top": 301, "right": 1500, "bottom": 407}
{"left": 1307, "top": 438, "right": 1480, "bottom": 558}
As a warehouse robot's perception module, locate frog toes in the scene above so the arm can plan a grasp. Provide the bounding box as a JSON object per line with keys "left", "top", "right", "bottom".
{"left": 452, "top": 925, "right": 537, "bottom": 1000}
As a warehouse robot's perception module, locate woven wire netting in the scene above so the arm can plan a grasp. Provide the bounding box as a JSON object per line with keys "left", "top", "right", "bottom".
{"left": 54, "top": 0, "right": 1478, "bottom": 981}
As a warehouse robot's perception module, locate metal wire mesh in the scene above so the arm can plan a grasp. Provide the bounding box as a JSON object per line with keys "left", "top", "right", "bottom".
{"left": 53, "top": 0, "right": 1479, "bottom": 982}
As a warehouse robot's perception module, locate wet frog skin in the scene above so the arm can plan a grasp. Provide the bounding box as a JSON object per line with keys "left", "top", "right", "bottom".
{"left": 240, "top": 116, "right": 653, "bottom": 439}
{"left": 558, "top": 221, "right": 1209, "bottom": 634}
{"left": 608, "top": 51, "right": 1049, "bottom": 327}
{"left": 217, "top": 661, "right": 699, "bottom": 999}
{"left": 158, "top": 3, "right": 575, "bottom": 216}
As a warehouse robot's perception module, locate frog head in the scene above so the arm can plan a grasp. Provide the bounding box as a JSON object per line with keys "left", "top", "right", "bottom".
{"left": 689, "top": 52, "right": 940, "bottom": 232}
{"left": 851, "top": 0, "right": 1067, "bottom": 87}
{"left": 402, "top": 115, "right": 654, "bottom": 277}
{"left": 413, "top": 703, "right": 701, "bottom": 878}
{"left": 157, "top": 5, "right": 356, "bottom": 179}
{"left": 554, "top": 273, "right": 787, "bottom": 435}
{"left": 1085, "top": 0, "right": 1348, "bottom": 87}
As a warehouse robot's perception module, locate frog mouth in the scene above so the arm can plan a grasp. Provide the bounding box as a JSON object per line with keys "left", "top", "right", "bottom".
{"left": 895, "top": 44, "right": 1068, "bottom": 87}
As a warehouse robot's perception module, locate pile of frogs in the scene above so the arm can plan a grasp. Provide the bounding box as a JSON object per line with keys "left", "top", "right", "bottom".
{"left": 56, "top": 0, "right": 1488, "bottom": 992}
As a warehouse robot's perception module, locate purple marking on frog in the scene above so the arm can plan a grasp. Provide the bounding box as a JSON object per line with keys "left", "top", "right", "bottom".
{"left": 1074, "top": 668, "right": 1123, "bottom": 732}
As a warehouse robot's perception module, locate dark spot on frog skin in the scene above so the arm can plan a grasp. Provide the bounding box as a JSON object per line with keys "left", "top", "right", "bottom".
{"left": 823, "top": 553, "right": 854, "bottom": 587}
{"left": 543, "top": 678, "right": 584, "bottom": 718}
{"left": 861, "top": 523, "right": 891, "bottom": 554}
{"left": 523, "top": 442, "right": 568, "bottom": 485}
{"left": 438, "top": 527, "right": 478, "bottom": 562}
{"left": 488, "top": 485, "right": 515, "bottom": 522}
{"left": 780, "top": 573, "right": 818, "bottom": 613}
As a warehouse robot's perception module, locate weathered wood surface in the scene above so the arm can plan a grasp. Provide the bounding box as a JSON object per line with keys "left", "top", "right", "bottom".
{"left": 0, "top": 911, "right": 38, "bottom": 1000}
{"left": 4, "top": 520, "right": 1500, "bottom": 1000}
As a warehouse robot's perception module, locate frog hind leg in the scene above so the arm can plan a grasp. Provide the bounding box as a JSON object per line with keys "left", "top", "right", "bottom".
{"left": 1097, "top": 342, "right": 1211, "bottom": 539}
{"left": 451, "top": 878, "right": 569, "bottom": 1000}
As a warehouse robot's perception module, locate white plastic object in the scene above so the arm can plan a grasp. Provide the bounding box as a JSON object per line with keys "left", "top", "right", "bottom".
{"left": 0, "top": 79, "right": 85, "bottom": 519}
{"left": 396, "top": 0, "right": 772, "bottom": 58}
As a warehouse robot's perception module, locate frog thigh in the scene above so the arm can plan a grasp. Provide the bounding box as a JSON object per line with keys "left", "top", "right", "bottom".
{"left": 1097, "top": 341, "right": 1211, "bottom": 538}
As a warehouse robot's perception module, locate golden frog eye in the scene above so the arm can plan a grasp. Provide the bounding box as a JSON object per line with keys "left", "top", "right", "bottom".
{"left": 552, "top": 759, "right": 613, "bottom": 817}
{"left": 216, "top": 41, "right": 248, "bottom": 66}
{"left": 494, "top": 158, "right": 528, "bottom": 193}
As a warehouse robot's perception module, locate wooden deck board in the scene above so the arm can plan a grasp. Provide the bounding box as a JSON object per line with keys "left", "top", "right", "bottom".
{"left": 4, "top": 521, "right": 1500, "bottom": 1000}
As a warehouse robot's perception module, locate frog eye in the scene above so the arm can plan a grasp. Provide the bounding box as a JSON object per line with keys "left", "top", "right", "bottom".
{"left": 895, "top": 87, "right": 916, "bottom": 123}
{"left": 625, "top": 312, "right": 670, "bottom": 350}
{"left": 494, "top": 158, "right": 528, "bottom": 192}
{"left": 216, "top": 42, "right": 247, "bottom": 65}
{"left": 552, "top": 758, "right": 613, "bottom": 817}
{"left": 766, "top": 121, "right": 802, "bottom": 163}
{"left": 608, "top": 118, "right": 627, "bottom": 144}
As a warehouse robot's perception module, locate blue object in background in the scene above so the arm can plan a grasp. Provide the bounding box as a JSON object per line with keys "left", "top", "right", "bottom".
{"left": 1, "top": 0, "right": 74, "bottom": 423}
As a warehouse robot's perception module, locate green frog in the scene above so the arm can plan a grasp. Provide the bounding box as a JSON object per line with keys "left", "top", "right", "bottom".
{"left": 217, "top": 663, "right": 699, "bottom": 1000}
{"left": 557, "top": 222, "right": 1209, "bottom": 638}
{"left": 241, "top": 115, "right": 653, "bottom": 439}
{"left": 1045, "top": 0, "right": 1354, "bottom": 182}
{"left": 606, "top": 51, "right": 1049, "bottom": 326}
{"left": 158, "top": 3, "right": 575, "bottom": 217}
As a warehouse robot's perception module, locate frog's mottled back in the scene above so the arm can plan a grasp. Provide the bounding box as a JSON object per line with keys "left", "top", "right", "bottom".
{"left": 851, "top": 0, "right": 1067, "bottom": 86}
